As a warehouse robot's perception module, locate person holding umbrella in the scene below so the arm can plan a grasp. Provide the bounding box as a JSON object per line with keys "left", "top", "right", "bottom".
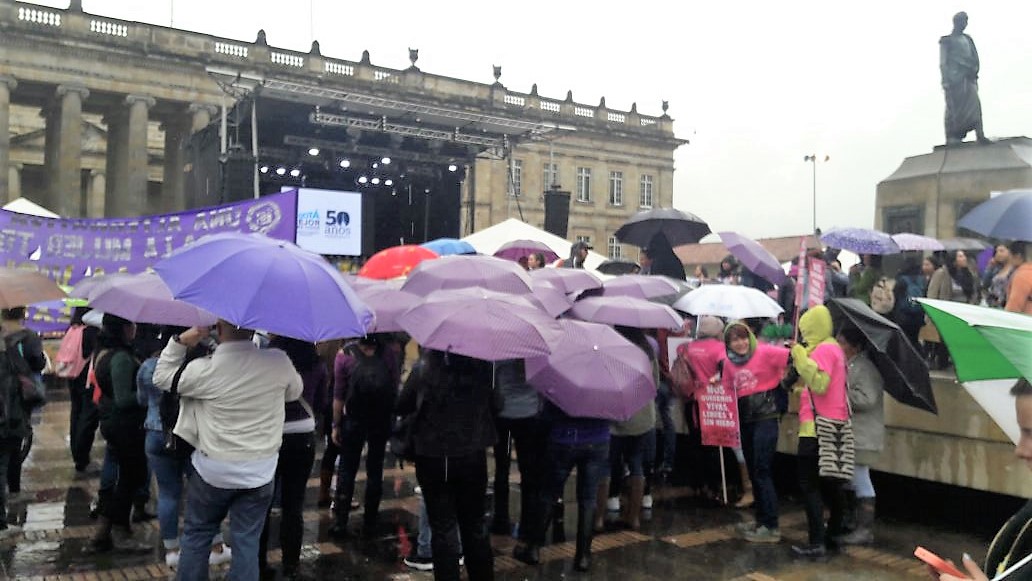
{"left": 527, "top": 252, "right": 547, "bottom": 270}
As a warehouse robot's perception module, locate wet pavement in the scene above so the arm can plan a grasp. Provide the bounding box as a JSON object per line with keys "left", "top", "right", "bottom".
{"left": 0, "top": 397, "right": 996, "bottom": 580}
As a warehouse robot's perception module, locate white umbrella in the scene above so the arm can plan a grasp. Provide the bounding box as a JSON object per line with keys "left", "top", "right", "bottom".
{"left": 673, "top": 284, "right": 783, "bottom": 320}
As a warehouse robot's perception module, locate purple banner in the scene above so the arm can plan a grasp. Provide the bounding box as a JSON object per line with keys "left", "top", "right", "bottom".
{"left": 1, "top": 191, "right": 298, "bottom": 334}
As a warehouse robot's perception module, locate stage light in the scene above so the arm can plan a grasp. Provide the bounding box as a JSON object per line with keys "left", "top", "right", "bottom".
{"left": 381, "top": 157, "right": 391, "bottom": 165}
{"left": 384, "top": 179, "right": 393, "bottom": 186}
{"left": 358, "top": 176, "right": 368, "bottom": 184}
{"left": 372, "top": 163, "right": 379, "bottom": 169}
{"left": 448, "top": 164, "right": 458, "bottom": 172}
{"left": 339, "top": 159, "right": 351, "bottom": 168}
{"left": 290, "top": 168, "right": 302, "bottom": 178}
{"left": 259, "top": 165, "right": 269, "bottom": 174}
{"left": 308, "top": 147, "right": 320, "bottom": 156}
{"left": 371, "top": 177, "right": 381, "bottom": 185}
{"left": 275, "top": 167, "right": 287, "bottom": 176}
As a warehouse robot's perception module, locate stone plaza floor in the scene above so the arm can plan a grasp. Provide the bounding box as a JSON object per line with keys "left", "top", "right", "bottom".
{"left": 0, "top": 398, "right": 995, "bottom": 580}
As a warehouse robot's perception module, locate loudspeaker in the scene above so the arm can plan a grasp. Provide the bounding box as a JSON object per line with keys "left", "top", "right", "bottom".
{"left": 543, "top": 189, "right": 571, "bottom": 239}
{"left": 222, "top": 152, "right": 255, "bottom": 203}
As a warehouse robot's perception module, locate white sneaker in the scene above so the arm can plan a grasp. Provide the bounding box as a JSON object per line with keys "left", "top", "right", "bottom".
{"left": 209, "top": 545, "right": 232, "bottom": 566}
{"left": 414, "top": 486, "right": 422, "bottom": 496}
{"left": 165, "top": 550, "right": 180, "bottom": 568}
{"left": 606, "top": 497, "right": 620, "bottom": 512}
{"left": 642, "top": 494, "right": 654, "bottom": 510}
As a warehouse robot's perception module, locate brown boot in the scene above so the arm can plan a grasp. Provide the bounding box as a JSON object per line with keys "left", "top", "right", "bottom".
{"left": 735, "top": 462, "right": 754, "bottom": 509}
{"left": 593, "top": 480, "right": 609, "bottom": 532}
{"left": 622, "top": 476, "right": 645, "bottom": 530}
{"left": 318, "top": 468, "right": 334, "bottom": 508}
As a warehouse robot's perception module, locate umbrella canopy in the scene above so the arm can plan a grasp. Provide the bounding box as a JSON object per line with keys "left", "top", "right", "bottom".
{"left": 890, "top": 233, "right": 945, "bottom": 252}
{"left": 672, "top": 284, "right": 783, "bottom": 320}
{"left": 525, "top": 319, "right": 655, "bottom": 421}
{"left": 85, "top": 272, "right": 218, "bottom": 327}
{"left": 70, "top": 272, "right": 135, "bottom": 299}
{"left": 827, "top": 298, "right": 936, "bottom": 414}
{"left": 597, "top": 259, "right": 640, "bottom": 276}
{"left": 527, "top": 268, "right": 602, "bottom": 295}
{"left": 615, "top": 207, "right": 711, "bottom": 247}
{"left": 421, "top": 237, "right": 477, "bottom": 256}
{"left": 0, "top": 267, "right": 66, "bottom": 309}
{"left": 358, "top": 245, "right": 438, "bottom": 280}
{"left": 957, "top": 190, "right": 1032, "bottom": 242}
{"left": 917, "top": 298, "right": 1032, "bottom": 382}
{"left": 340, "top": 273, "right": 381, "bottom": 290}
{"left": 154, "top": 232, "right": 374, "bottom": 342}
{"left": 600, "top": 274, "right": 683, "bottom": 300}
{"left": 820, "top": 227, "right": 899, "bottom": 255}
{"left": 718, "top": 231, "right": 788, "bottom": 285}
{"left": 530, "top": 280, "right": 574, "bottom": 317}
{"left": 353, "top": 286, "right": 421, "bottom": 333}
{"left": 938, "top": 237, "right": 991, "bottom": 252}
{"left": 493, "top": 239, "right": 560, "bottom": 264}
{"left": 396, "top": 288, "right": 563, "bottom": 361}
{"left": 401, "top": 255, "right": 533, "bottom": 295}
{"left": 569, "top": 296, "right": 684, "bottom": 330}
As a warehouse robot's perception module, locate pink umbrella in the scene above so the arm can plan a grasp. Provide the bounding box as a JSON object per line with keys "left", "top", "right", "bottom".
{"left": 527, "top": 268, "right": 602, "bottom": 295}
{"left": 569, "top": 296, "right": 684, "bottom": 330}
{"left": 354, "top": 286, "right": 420, "bottom": 333}
{"left": 493, "top": 239, "right": 560, "bottom": 264}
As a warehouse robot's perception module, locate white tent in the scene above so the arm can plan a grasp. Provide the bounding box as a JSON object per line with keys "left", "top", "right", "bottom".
{"left": 462, "top": 218, "right": 610, "bottom": 272}
{"left": 2, "top": 197, "right": 60, "bottom": 219}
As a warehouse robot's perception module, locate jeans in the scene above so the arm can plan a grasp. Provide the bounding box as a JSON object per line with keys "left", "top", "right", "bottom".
{"left": 0, "top": 436, "right": 21, "bottom": 526}
{"left": 100, "top": 436, "right": 151, "bottom": 506}
{"left": 655, "top": 382, "right": 676, "bottom": 470}
{"left": 99, "top": 422, "right": 148, "bottom": 528}
{"left": 145, "top": 430, "right": 185, "bottom": 548}
{"left": 177, "top": 469, "right": 274, "bottom": 581}
{"left": 851, "top": 465, "right": 876, "bottom": 499}
{"left": 260, "top": 432, "right": 316, "bottom": 570}
{"left": 415, "top": 452, "right": 493, "bottom": 581}
{"left": 417, "top": 492, "right": 462, "bottom": 559}
{"left": 335, "top": 417, "right": 389, "bottom": 528}
{"left": 797, "top": 437, "right": 845, "bottom": 546}
{"left": 610, "top": 430, "right": 653, "bottom": 479}
{"left": 69, "top": 377, "right": 99, "bottom": 470}
{"left": 492, "top": 417, "right": 548, "bottom": 539}
{"left": 539, "top": 438, "right": 610, "bottom": 542}
{"left": 741, "top": 418, "right": 780, "bottom": 530}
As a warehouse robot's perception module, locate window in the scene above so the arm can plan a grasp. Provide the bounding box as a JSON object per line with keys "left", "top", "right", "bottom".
{"left": 576, "top": 167, "right": 592, "bottom": 202}
{"left": 511, "top": 159, "right": 522, "bottom": 196}
{"left": 576, "top": 235, "right": 592, "bottom": 245}
{"left": 608, "top": 236, "right": 622, "bottom": 259}
{"left": 639, "top": 174, "right": 654, "bottom": 208}
{"left": 609, "top": 171, "right": 623, "bottom": 206}
{"left": 542, "top": 162, "right": 558, "bottom": 190}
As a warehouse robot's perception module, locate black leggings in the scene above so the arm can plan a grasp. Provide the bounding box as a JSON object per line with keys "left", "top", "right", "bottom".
{"left": 797, "top": 437, "right": 845, "bottom": 546}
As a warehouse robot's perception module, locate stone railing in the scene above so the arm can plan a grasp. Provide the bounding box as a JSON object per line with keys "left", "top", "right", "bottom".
{"left": 0, "top": 0, "right": 673, "bottom": 135}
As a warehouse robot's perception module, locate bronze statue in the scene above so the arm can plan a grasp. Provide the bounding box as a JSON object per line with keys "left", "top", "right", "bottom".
{"left": 940, "top": 12, "right": 989, "bottom": 145}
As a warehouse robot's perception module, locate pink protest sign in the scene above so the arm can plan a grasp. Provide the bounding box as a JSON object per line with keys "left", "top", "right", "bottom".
{"left": 807, "top": 258, "right": 827, "bottom": 308}
{"left": 698, "top": 381, "right": 741, "bottom": 448}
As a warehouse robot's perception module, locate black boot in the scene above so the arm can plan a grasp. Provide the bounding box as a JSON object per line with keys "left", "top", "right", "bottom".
{"left": 551, "top": 499, "right": 566, "bottom": 544}
{"left": 574, "top": 506, "right": 595, "bottom": 572}
{"left": 132, "top": 498, "right": 156, "bottom": 523}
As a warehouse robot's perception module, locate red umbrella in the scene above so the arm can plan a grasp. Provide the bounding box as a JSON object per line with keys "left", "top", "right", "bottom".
{"left": 358, "top": 245, "right": 439, "bottom": 280}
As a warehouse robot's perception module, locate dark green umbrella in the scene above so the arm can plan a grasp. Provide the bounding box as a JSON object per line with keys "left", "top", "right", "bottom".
{"left": 828, "top": 298, "right": 937, "bottom": 414}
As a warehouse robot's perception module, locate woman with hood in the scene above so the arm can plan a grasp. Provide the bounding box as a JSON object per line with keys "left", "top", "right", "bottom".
{"left": 718, "top": 322, "right": 790, "bottom": 543}
{"left": 790, "top": 305, "right": 850, "bottom": 559}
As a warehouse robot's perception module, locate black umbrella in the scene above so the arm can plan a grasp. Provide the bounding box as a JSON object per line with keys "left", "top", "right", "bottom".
{"left": 597, "top": 259, "right": 640, "bottom": 276}
{"left": 615, "top": 207, "right": 711, "bottom": 248}
{"left": 827, "top": 298, "right": 937, "bottom": 414}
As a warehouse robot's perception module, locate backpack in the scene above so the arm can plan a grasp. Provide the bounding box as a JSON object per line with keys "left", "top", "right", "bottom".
{"left": 869, "top": 277, "right": 895, "bottom": 315}
{"left": 344, "top": 344, "right": 395, "bottom": 421}
{"left": 670, "top": 352, "right": 696, "bottom": 399}
{"left": 55, "top": 324, "right": 89, "bottom": 379}
{"left": 0, "top": 340, "right": 29, "bottom": 439}
{"left": 895, "top": 275, "right": 926, "bottom": 318}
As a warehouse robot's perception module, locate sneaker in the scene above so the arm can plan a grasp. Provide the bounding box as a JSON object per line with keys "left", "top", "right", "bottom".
{"left": 733, "top": 521, "right": 758, "bottom": 535}
{"left": 791, "top": 544, "right": 827, "bottom": 559}
{"left": 404, "top": 555, "right": 434, "bottom": 571}
{"left": 459, "top": 555, "right": 465, "bottom": 567}
{"left": 413, "top": 486, "right": 422, "bottom": 496}
{"left": 642, "top": 494, "right": 654, "bottom": 510}
{"left": 165, "top": 550, "right": 180, "bottom": 568}
{"left": 209, "top": 544, "right": 232, "bottom": 565}
{"left": 743, "top": 526, "right": 781, "bottom": 543}
{"left": 606, "top": 497, "right": 620, "bottom": 512}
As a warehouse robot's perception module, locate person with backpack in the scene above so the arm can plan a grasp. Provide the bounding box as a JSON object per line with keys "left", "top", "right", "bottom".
{"left": 0, "top": 306, "right": 46, "bottom": 537}
{"left": 58, "top": 307, "right": 100, "bottom": 474}
{"left": 891, "top": 257, "right": 928, "bottom": 347}
{"left": 849, "top": 254, "right": 884, "bottom": 307}
{"left": 329, "top": 334, "right": 398, "bottom": 538}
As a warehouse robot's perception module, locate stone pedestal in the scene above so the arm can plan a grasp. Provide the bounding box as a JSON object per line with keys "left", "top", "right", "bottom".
{"left": 876, "top": 137, "right": 1032, "bottom": 237}
{"left": 43, "top": 84, "right": 89, "bottom": 216}
{"left": 0, "top": 76, "right": 15, "bottom": 202}
{"left": 105, "top": 94, "right": 154, "bottom": 217}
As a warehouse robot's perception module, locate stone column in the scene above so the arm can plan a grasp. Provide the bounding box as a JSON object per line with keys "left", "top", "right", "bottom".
{"left": 105, "top": 94, "right": 154, "bottom": 217}
{"left": 7, "top": 163, "right": 22, "bottom": 203}
{"left": 43, "top": 84, "right": 89, "bottom": 216}
{"left": 88, "top": 170, "right": 105, "bottom": 218}
{"left": 0, "top": 76, "right": 16, "bottom": 202}
{"left": 160, "top": 104, "right": 215, "bottom": 212}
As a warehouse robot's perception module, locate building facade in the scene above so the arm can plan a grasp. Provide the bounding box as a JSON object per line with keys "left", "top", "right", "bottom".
{"left": 0, "top": 0, "right": 685, "bottom": 257}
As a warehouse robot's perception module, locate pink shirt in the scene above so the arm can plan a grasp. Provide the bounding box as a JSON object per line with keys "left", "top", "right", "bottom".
{"left": 798, "top": 342, "right": 849, "bottom": 424}
{"left": 679, "top": 338, "right": 725, "bottom": 393}
{"left": 721, "top": 344, "right": 789, "bottom": 398}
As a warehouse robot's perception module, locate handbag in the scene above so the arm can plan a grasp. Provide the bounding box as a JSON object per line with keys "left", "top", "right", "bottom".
{"left": 5, "top": 334, "right": 46, "bottom": 409}
{"left": 807, "top": 388, "right": 855, "bottom": 481}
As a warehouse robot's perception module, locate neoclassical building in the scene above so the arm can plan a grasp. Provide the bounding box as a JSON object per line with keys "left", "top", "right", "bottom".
{"left": 0, "top": 0, "right": 686, "bottom": 257}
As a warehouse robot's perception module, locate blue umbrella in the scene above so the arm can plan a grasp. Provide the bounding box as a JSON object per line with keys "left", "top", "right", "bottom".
{"left": 820, "top": 227, "right": 900, "bottom": 255}
{"left": 421, "top": 238, "right": 476, "bottom": 256}
{"left": 957, "top": 190, "right": 1032, "bottom": 242}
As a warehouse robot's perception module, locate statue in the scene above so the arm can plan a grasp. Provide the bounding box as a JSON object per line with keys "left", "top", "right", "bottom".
{"left": 940, "top": 12, "right": 989, "bottom": 145}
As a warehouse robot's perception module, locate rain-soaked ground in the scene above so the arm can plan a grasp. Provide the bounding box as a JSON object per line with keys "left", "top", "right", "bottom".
{"left": 0, "top": 395, "right": 1009, "bottom": 580}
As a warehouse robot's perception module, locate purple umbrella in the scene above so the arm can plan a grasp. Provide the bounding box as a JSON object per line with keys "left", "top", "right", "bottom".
{"left": 820, "top": 227, "right": 900, "bottom": 255}
{"left": 154, "top": 232, "right": 374, "bottom": 342}
{"left": 85, "top": 272, "right": 218, "bottom": 327}
{"left": 569, "top": 296, "right": 684, "bottom": 330}
{"left": 531, "top": 280, "right": 574, "bottom": 317}
{"left": 493, "top": 239, "right": 560, "bottom": 264}
{"left": 718, "top": 231, "right": 788, "bottom": 285}
{"left": 890, "top": 233, "right": 944, "bottom": 252}
{"left": 401, "top": 255, "right": 533, "bottom": 295}
{"left": 527, "top": 268, "right": 602, "bottom": 294}
{"left": 354, "top": 286, "right": 420, "bottom": 333}
{"left": 70, "top": 272, "right": 136, "bottom": 299}
{"left": 525, "top": 319, "right": 655, "bottom": 421}
{"left": 342, "top": 273, "right": 384, "bottom": 289}
{"left": 396, "top": 288, "right": 562, "bottom": 361}
{"left": 600, "top": 274, "right": 685, "bottom": 300}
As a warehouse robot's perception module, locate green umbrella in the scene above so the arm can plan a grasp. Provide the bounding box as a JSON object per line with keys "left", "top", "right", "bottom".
{"left": 917, "top": 299, "right": 1032, "bottom": 382}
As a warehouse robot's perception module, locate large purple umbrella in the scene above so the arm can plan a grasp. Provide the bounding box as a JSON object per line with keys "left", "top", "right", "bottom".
{"left": 84, "top": 272, "right": 218, "bottom": 327}
{"left": 525, "top": 319, "right": 655, "bottom": 421}
{"left": 493, "top": 239, "right": 560, "bottom": 264}
{"left": 154, "top": 232, "right": 374, "bottom": 342}
{"left": 569, "top": 296, "right": 684, "bottom": 330}
{"left": 890, "top": 233, "right": 944, "bottom": 252}
{"left": 354, "top": 286, "right": 420, "bottom": 333}
{"left": 718, "top": 231, "right": 788, "bottom": 285}
{"left": 527, "top": 268, "right": 602, "bottom": 294}
{"left": 531, "top": 280, "right": 574, "bottom": 317}
{"left": 396, "top": 288, "right": 562, "bottom": 361}
{"left": 820, "top": 227, "right": 900, "bottom": 255}
{"left": 401, "top": 255, "right": 533, "bottom": 295}
{"left": 600, "top": 274, "right": 684, "bottom": 300}
{"left": 70, "top": 272, "right": 134, "bottom": 299}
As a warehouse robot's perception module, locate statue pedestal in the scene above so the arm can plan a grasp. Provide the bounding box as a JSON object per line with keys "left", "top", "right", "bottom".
{"left": 876, "top": 137, "right": 1032, "bottom": 237}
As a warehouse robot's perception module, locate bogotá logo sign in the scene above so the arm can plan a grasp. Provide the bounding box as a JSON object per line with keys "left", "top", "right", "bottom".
{"left": 324, "top": 210, "right": 352, "bottom": 239}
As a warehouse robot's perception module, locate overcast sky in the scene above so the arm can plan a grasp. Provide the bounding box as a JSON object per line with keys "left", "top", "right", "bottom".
{"left": 27, "top": 1, "right": 1032, "bottom": 240}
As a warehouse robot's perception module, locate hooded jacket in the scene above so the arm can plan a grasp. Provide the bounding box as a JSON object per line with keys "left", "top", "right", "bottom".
{"left": 721, "top": 322, "right": 789, "bottom": 424}
{"left": 791, "top": 306, "right": 848, "bottom": 438}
